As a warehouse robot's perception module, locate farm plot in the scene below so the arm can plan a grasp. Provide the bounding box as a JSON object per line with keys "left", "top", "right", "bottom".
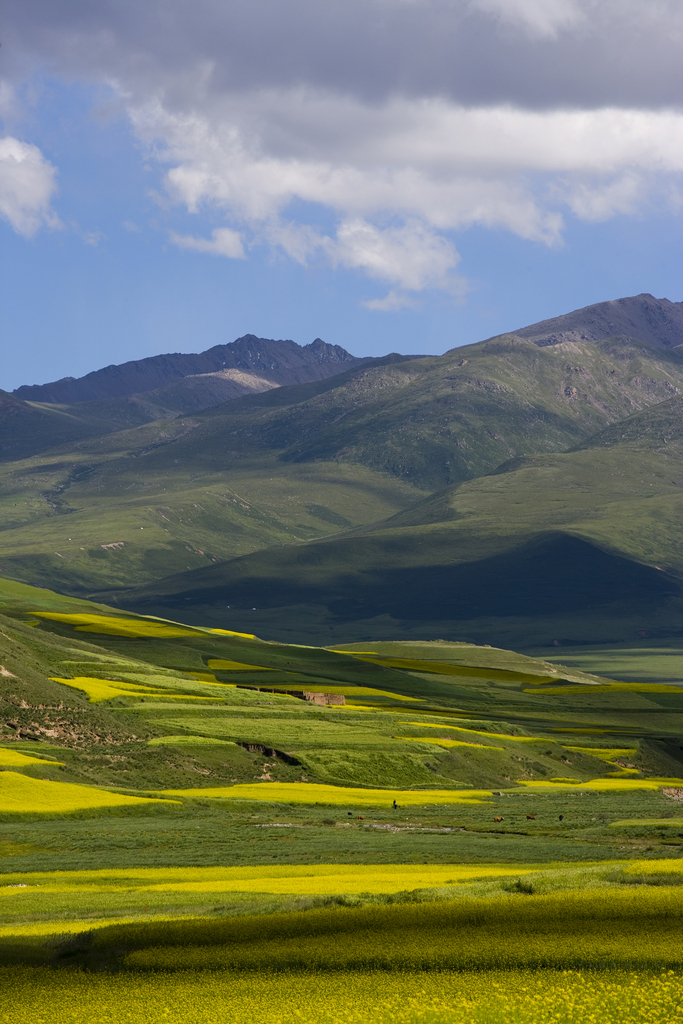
{"left": 3, "top": 889, "right": 683, "bottom": 1024}
{"left": 0, "top": 772, "right": 178, "bottom": 815}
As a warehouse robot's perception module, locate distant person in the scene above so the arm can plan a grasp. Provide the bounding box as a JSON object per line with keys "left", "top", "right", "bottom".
{"left": 392, "top": 800, "right": 397, "bottom": 809}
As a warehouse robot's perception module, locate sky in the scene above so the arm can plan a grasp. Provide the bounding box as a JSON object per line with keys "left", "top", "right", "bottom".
{"left": 1, "top": 1, "right": 682, "bottom": 391}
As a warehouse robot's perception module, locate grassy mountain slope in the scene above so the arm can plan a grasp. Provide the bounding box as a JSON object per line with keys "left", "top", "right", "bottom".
{"left": 2, "top": 336, "right": 683, "bottom": 600}
{"left": 114, "top": 395, "right": 683, "bottom": 647}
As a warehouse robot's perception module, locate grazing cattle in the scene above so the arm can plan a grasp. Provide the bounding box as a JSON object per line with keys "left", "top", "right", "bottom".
{"left": 559, "top": 814, "right": 564, "bottom": 821}
{"left": 526, "top": 814, "right": 535, "bottom": 820}
{"left": 494, "top": 816, "right": 504, "bottom": 822}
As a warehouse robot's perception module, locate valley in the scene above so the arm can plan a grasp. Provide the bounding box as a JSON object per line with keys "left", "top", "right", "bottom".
{"left": 2, "top": 293, "right": 683, "bottom": 1020}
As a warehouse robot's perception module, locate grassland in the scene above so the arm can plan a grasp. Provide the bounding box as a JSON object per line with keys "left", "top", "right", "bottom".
{"left": 0, "top": 579, "right": 681, "bottom": 1021}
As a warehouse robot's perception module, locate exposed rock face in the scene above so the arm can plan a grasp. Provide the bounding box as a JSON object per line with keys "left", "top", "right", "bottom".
{"left": 514, "top": 294, "right": 683, "bottom": 350}
{"left": 14, "top": 335, "right": 362, "bottom": 404}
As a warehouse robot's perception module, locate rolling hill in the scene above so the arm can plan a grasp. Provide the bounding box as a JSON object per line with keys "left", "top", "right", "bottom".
{"left": 2, "top": 292, "right": 683, "bottom": 650}
{"left": 112, "top": 394, "right": 683, "bottom": 648}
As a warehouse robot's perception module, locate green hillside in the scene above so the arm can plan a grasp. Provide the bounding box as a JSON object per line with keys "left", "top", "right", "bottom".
{"left": 2, "top": 335, "right": 683, "bottom": 606}
{"left": 1, "top": 576, "right": 683, "bottom": 883}
{"left": 114, "top": 395, "right": 683, "bottom": 647}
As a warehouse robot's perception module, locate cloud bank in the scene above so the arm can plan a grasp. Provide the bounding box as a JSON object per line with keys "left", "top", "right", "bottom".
{"left": 2, "top": 0, "right": 683, "bottom": 302}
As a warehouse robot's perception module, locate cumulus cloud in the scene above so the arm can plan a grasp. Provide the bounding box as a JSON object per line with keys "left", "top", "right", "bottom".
{"left": 170, "top": 226, "right": 245, "bottom": 259}
{"left": 0, "top": 136, "right": 60, "bottom": 236}
{"left": 2, "top": 0, "right": 683, "bottom": 301}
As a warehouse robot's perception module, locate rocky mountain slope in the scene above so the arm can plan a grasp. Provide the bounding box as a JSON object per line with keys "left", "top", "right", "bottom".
{"left": 515, "top": 293, "right": 683, "bottom": 350}
{"left": 14, "top": 335, "right": 362, "bottom": 404}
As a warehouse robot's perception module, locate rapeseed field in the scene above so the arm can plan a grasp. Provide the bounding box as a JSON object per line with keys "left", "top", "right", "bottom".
{"left": 0, "top": 749, "right": 63, "bottom": 767}
{"left": 3, "top": 891, "right": 683, "bottom": 1023}
{"left": 50, "top": 676, "right": 224, "bottom": 703}
{"left": 158, "top": 781, "right": 491, "bottom": 805}
{"left": 2, "top": 968, "right": 680, "bottom": 1024}
{"left": 0, "top": 772, "right": 178, "bottom": 814}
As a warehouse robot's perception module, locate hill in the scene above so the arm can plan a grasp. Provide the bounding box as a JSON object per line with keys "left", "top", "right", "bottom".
{"left": 1, "top": 336, "right": 368, "bottom": 463}
{"left": 2, "top": 333, "right": 683, "bottom": 600}
{"left": 515, "top": 293, "right": 683, "bottom": 350}
{"left": 112, "top": 394, "right": 683, "bottom": 648}
{"left": 2, "top": 574, "right": 683, "bottom": 882}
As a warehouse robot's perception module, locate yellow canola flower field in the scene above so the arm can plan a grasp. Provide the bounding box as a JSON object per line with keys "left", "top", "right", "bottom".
{"left": 0, "top": 747, "right": 64, "bottom": 767}
{"left": 517, "top": 777, "right": 683, "bottom": 791}
{"left": 3, "top": 967, "right": 682, "bottom": 1024}
{"left": 33, "top": 612, "right": 255, "bottom": 640}
{"left": 401, "top": 736, "right": 505, "bottom": 751}
{"left": 0, "top": 861, "right": 543, "bottom": 894}
{"left": 50, "top": 677, "right": 225, "bottom": 703}
{"left": 564, "top": 746, "right": 638, "bottom": 761}
{"left": 403, "top": 722, "right": 541, "bottom": 741}
{"left": 158, "top": 781, "right": 491, "bottom": 806}
{"left": 0, "top": 771, "right": 179, "bottom": 814}
{"left": 0, "top": 914, "right": 203, "bottom": 939}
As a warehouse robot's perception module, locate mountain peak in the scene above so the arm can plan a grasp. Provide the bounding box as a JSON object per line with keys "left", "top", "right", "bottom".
{"left": 515, "top": 293, "right": 683, "bottom": 350}
{"left": 13, "top": 335, "right": 362, "bottom": 405}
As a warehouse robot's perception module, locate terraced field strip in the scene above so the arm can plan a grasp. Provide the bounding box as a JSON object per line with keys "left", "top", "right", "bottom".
{"left": 0, "top": 772, "right": 180, "bottom": 814}
{"left": 525, "top": 682, "right": 683, "bottom": 694}
{"left": 401, "top": 737, "right": 506, "bottom": 750}
{"left": 50, "top": 676, "right": 226, "bottom": 703}
{"left": 0, "top": 915, "right": 203, "bottom": 938}
{"left": 402, "top": 722, "right": 543, "bottom": 742}
{"left": 157, "top": 781, "right": 493, "bottom": 806}
{"left": 517, "top": 777, "right": 683, "bottom": 791}
{"left": 0, "top": 747, "right": 64, "bottom": 768}
{"left": 32, "top": 612, "right": 257, "bottom": 640}
{"left": 351, "top": 655, "right": 557, "bottom": 684}
{"left": 0, "top": 861, "right": 549, "bottom": 895}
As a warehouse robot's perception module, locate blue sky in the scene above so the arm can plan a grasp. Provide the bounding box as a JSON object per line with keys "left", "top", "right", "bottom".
{"left": 2, "top": 1, "right": 682, "bottom": 391}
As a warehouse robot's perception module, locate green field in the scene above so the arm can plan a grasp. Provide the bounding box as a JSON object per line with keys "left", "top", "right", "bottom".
{"left": 1, "top": 576, "right": 683, "bottom": 1021}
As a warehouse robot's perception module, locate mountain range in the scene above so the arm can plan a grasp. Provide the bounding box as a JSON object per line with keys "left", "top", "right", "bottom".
{"left": 2, "top": 291, "right": 683, "bottom": 650}
{"left": 1, "top": 335, "right": 365, "bottom": 462}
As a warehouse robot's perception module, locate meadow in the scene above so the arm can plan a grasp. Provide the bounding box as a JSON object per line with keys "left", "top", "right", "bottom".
{"left": 2, "top": 581, "right": 683, "bottom": 1021}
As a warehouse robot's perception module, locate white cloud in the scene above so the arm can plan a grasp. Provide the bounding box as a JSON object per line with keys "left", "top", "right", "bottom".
{"left": 331, "top": 219, "right": 462, "bottom": 293}
{"left": 470, "top": 0, "right": 584, "bottom": 37}
{"left": 4, "top": 0, "right": 683, "bottom": 304}
{"left": 0, "top": 136, "right": 60, "bottom": 237}
{"left": 169, "top": 226, "right": 245, "bottom": 258}
{"left": 363, "top": 290, "right": 419, "bottom": 312}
